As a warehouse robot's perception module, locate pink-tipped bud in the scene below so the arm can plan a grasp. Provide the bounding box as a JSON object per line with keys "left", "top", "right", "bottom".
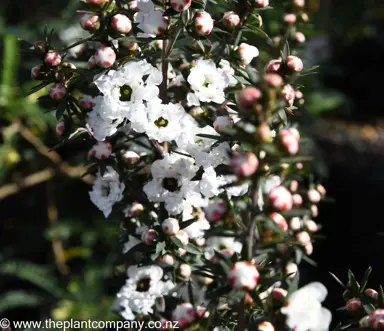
{"left": 90, "top": 141, "right": 113, "bottom": 159}
{"left": 171, "top": 0, "right": 192, "bottom": 12}
{"left": 236, "top": 86, "right": 262, "bottom": 111}
{"left": 31, "top": 65, "right": 43, "bottom": 80}
{"left": 255, "top": 0, "right": 269, "bottom": 7}
{"left": 124, "top": 202, "right": 144, "bottom": 217}
{"left": 265, "top": 59, "right": 282, "bottom": 73}
{"left": 271, "top": 288, "right": 288, "bottom": 301}
{"left": 175, "top": 230, "right": 189, "bottom": 246}
{"left": 365, "top": 289, "right": 379, "bottom": 301}
{"left": 78, "top": 94, "right": 95, "bottom": 110}
{"left": 316, "top": 184, "right": 326, "bottom": 196}
{"left": 231, "top": 152, "right": 259, "bottom": 177}
{"left": 368, "top": 309, "right": 384, "bottom": 330}
{"left": 123, "top": 151, "right": 140, "bottom": 164}
{"left": 258, "top": 122, "right": 273, "bottom": 143}
{"left": 228, "top": 261, "right": 260, "bottom": 290}
{"left": 295, "top": 32, "right": 306, "bottom": 43}
{"left": 120, "top": 41, "right": 139, "bottom": 51}
{"left": 45, "top": 51, "right": 62, "bottom": 67}
{"left": 194, "top": 11, "right": 214, "bottom": 36}
{"left": 311, "top": 205, "right": 319, "bottom": 217}
{"left": 94, "top": 46, "right": 116, "bottom": 68}
{"left": 293, "top": 0, "right": 305, "bottom": 7}
{"left": 213, "top": 116, "right": 234, "bottom": 133}
{"left": 305, "top": 220, "right": 318, "bottom": 232}
{"left": 49, "top": 83, "right": 67, "bottom": 101}
{"left": 280, "top": 128, "right": 300, "bottom": 155}
{"left": 269, "top": 186, "right": 294, "bottom": 211}
{"left": 296, "top": 231, "right": 311, "bottom": 245}
{"left": 179, "top": 264, "right": 192, "bottom": 278}
{"left": 223, "top": 11, "right": 241, "bottom": 30}
{"left": 141, "top": 228, "right": 157, "bottom": 245}
{"left": 80, "top": 14, "right": 100, "bottom": 31}
{"left": 204, "top": 199, "right": 228, "bottom": 222}
{"left": 269, "top": 212, "right": 288, "bottom": 231}
{"left": 346, "top": 298, "right": 362, "bottom": 313}
{"left": 290, "top": 180, "right": 299, "bottom": 192}
{"left": 128, "top": 0, "right": 138, "bottom": 11}
{"left": 281, "top": 84, "right": 296, "bottom": 106}
{"left": 308, "top": 188, "right": 321, "bottom": 203}
{"left": 292, "top": 194, "right": 303, "bottom": 206}
{"left": 264, "top": 73, "right": 283, "bottom": 87}
{"left": 111, "top": 14, "right": 132, "bottom": 34}
{"left": 87, "top": 0, "right": 110, "bottom": 5}
{"left": 162, "top": 218, "right": 180, "bottom": 235}
{"left": 289, "top": 217, "right": 302, "bottom": 230}
{"left": 258, "top": 322, "right": 275, "bottom": 331}
{"left": 238, "top": 43, "right": 259, "bottom": 65}
{"left": 56, "top": 121, "right": 65, "bottom": 137}
{"left": 160, "top": 254, "right": 175, "bottom": 266}
{"left": 88, "top": 55, "right": 96, "bottom": 69}
{"left": 286, "top": 55, "right": 304, "bottom": 72}
{"left": 283, "top": 13, "right": 297, "bottom": 23}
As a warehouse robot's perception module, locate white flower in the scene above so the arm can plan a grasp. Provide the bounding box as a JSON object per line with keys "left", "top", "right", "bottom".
{"left": 116, "top": 265, "right": 174, "bottom": 320}
{"left": 187, "top": 59, "right": 230, "bottom": 106}
{"left": 228, "top": 261, "right": 260, "bottom": 290}
{"left": 134, "top": 0, "right": 169, "bottom": 37}
{"left": 204, "top": 236, "right": 242, "bottom": 259}
{"left": 143, "top": 153, "right": 201, "bottom": 215}
{"left": 89, "top": 166, "right": 125, "bottom": 218}
{"left": 181, "top": 204, "right": 210, "bottom": 239}
{"left": 281, "top": 282, "right": 332, "bottom": 331}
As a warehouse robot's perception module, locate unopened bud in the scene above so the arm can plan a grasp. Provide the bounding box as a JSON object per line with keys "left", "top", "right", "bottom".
{"left": 45, "top": 51, "right": 62, "bottom": 67}
{"left": 94, "top": 46, "right": 116, "bottom": 68}
{"left": 223, "top": 11, "right": 240, "bottom": 30}
{"left": 171, "top": 0, "right": 192, "bottom": 12}
{"left": 49, "top": 83, "right": 67, "bottom": 101}
{"left": 194, "top": 11, "right": 214, "bottom": 36}
{"left": 111, "top": 14, "right": 132, "bottom": 34}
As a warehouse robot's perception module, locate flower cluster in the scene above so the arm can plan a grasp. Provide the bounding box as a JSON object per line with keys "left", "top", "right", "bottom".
{"left": 22, "top": 0, "right": 359, "bottom": 330}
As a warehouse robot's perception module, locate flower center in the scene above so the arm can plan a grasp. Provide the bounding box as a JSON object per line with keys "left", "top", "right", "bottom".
{"left": 136, "top": 277, "right": 151, "bottom": 292}
{"left": 119, "top": 84, "right": 133, "bottom": 102}
{"left": 163, "top": 177, "right": 180, "bottom": 192}
{"left": 154, "top": 117, "right": 169, "bottom": 128}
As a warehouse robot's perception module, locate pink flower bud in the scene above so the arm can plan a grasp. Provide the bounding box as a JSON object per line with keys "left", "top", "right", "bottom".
{"left": 280, "top": 128, "right": 300, "bottom": 155}
{"left": 295, "top": 90, "right": 304, "bottom": 99}
{"left": 281, "top": 84, "right": 295, "bottom": 106}
{"left": 286, "top": 262, "right": 298, "bottom": 278}
{"left": 283, "top": 13, "right": 297, "bottom": 23}
{"left": 90, "top": 141, "right": 113, "bottom": 159}
{"left": 290, "top": 180, "right": 299, "bottom": 192}
{"left": 365, "top": 289, "right": 379, "bottom": 301}
{"left": 45, "top": 51, "right": 62, "bottom": 67}
{"left": 346, "top": 298, "right": 362, "bottom": 313}
{"left": 308, "top": 189, "right": 321, "bottom": 203}
{"left": 296, "top": 231, "right": 311, "bottom": 245}
{"left": 360, "top": 316, "right": 370, "bottom": 327}
{"left": 290, "top": 217, "right": 302, "bottom": 230}
{"left": 49, "top": 83, "right": 67, "bottom": 101}
{"left": 258, "top": 321, "right": 275, "bottom": 331}
{"left": 255, "top": 0, "right": 269, "bottom": 7}
{"left": 142, "top": 228, "right": 156, "bottom": 245}
{"left": 305, "top": 220, "right": 318, "bottom": 232}
{"left": 204, "top": 199, "right": 228, "bottom": 222}
{"left": 124, "top": 202, "right": 144, "bottom": 217}
{"left": 171, "top": 0, "right": 192, "bottom": 12}
{"left": 301, "top": 12, "right": 309, "bottom": 22}
{"left": 123, "top": 151, "right": 140, "bottom": 164}
{"left": 269, "top": 186, "right": 294, "bottom": 211}
{"left": 120, "top": 41, "right": 139, "bottom": 51}
{"left": 265, "top": 59, "right": 282, "bottom": 73}
{"left": 213, "top": 116, "right": 234, "bottom": 133}
{"left": 228, "top": 261, "right": 259, "bottom": 290}
{"left": 87, "top": 0, "right": 110, "bottom": 5}
{"left": 179, "top": 264, "right": 192, "bottom": 278}
{"left": 264, "top": 73, "right": 283, "bottom": 87}
{"left": 295, "top": 32, "right": 306, "bottom": 43}
{"left": 111, "top": 14, "right": 132, "bottom": 33}
{"left": 231, "top": 152, "right": 259, "bottom": 177}
{"left": 368, "top": 309, "right": 384, "bottom": 329}
{"left": 160, "top": 254, "right": 175, "bottom": 266}
{"left": 78, "top": 94, "right": 95, "bottom": 110}
{"left": 128, "top": 0, "right": 138, "bottom": 11}
{"left": 94, "top": 46, "right": 116, "bottom": 68}
{"left": 176, "top": 230, "right": 189, "bottom": 246}
{"left": 258, "top": 123, "right": 273, "bottom": 142}
{"left": 172, "top": 303, "right": 196, "bottom": 329}
{"left": 271, "top": 288, "right": 288, "bottom": 301}
{"left": 88, "top": 55, "right": 96, "bottom": 69}
{"left": 236, "top": 86, "right": 262, "bottom": 110}
{"left": 56, "top": 121, "right": 65, "bottom": 137}
{"left": 194, "top": 11, "right": 214, "bottom": 36}
{"left": 292, "top": 194, "right": 303, "bottom": 206}
{"left": 316, "top": 184, "right": 326, "bottom": 196}
{"left": 293, "top": 0, "right": 305, "bottom": 7}
{"left": 305, "top": 242, "right": 313, "bottom": 255}
{"left": 311, "top": 205, "right": 319, "bottom": 217}
{"left": 80, "top": 14, "right": 100, "bottom": 31}
{"left": 31, "top": 65, "right": 43, "bottom": 79}
{"left": 223, "top": 11, "right": 241, "bottom": 30}
{"left": 238, "top": 43, "right": 259, "bottom": 65}
{"left": 162, "top": 218, "right": 180, "bottom": 235}
{"left": 195, "top": 238, "right": 205, "bottom": 246}
{"left": 286, "top": 55, "right": 304, "bottom": 72}
{"left": 269, "top": 212, "right": 288, "bottom": 231}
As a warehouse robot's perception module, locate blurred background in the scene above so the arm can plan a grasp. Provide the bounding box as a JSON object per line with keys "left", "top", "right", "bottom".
{"left": 0, "top": 0, "right": 383, "bottom": 328}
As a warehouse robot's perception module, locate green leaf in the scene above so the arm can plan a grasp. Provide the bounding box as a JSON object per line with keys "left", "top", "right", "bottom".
{"left": 359, "top": 266, "right": 372, "bottom": 292}
{"left": 378, "top": 285, "right": 384, "bottom": 309}
{"left": 329, "top": 272, "right": 346, "bottom": 289}
{"left": 184, "top": 243, "right": 202, "bottom": 255}
{"left": 0, "top": 291, "right": 42, "bottom": 313}
{"left": 191, "top": 0, "right": 207, "bottom": 9}
{"left": 170, "top": 235, "right": 184, "bottom": 249}
{"left": 281, "top": 40, "right": 290, "bottom": 60}
{"left": 348, "top": 269, "right": 360, "bottom": 295}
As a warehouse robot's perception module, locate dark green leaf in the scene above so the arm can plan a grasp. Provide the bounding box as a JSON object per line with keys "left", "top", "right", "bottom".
{"left": 184, "top": 243, "right": 202, "bottom": 255}
{"left": 329, "top": 272, "right": 346, "bottom": 288}
{"left": 359, "top": 266, "right": 372, "bottom": 292}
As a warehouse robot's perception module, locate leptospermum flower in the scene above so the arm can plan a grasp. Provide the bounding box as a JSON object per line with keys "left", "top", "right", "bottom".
{"left": 90, "top": 141, "right": 113, "bottom": 159}
{"left": 231, "top": 152, "right": 259, "bottom": 177}
{"left": 49, "top": 83, "right": 67, "bottom": 101}
{"left": 238, "top": 43, "right": 260, "bottom": 65}
{"left": 194, "top": 11, "right": 214, "bottom": 36}
{"left": 80, "top": 14, "right": 100, "bottom": 31}
{"left": 368, "top": 309, "right": 384, "bottom": 329}
{"left": 269, "top": 186, "right": 294, "bottom": 211}
{"left": 171, "top": 0, "right": 192, "bottom": 12}
{"left": 286, "top": 55, "right": 304, "bottom": 72}
{"left": 223, "top": 11, "right": 241, "bottom": 30}
{"left": 94, "top": 46, "right": 116, "bottom": 68}
{"left": 45, "top": 51, "right": 62, "bottom": 66}
{"left": 280, "top": 282, "right": 332, "bottom": 331}
{"left": 111, "top": 14, "right": 132, "bottom": 34}
{"left": 134, "top": 0, "right": 169, "bottom": 37}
